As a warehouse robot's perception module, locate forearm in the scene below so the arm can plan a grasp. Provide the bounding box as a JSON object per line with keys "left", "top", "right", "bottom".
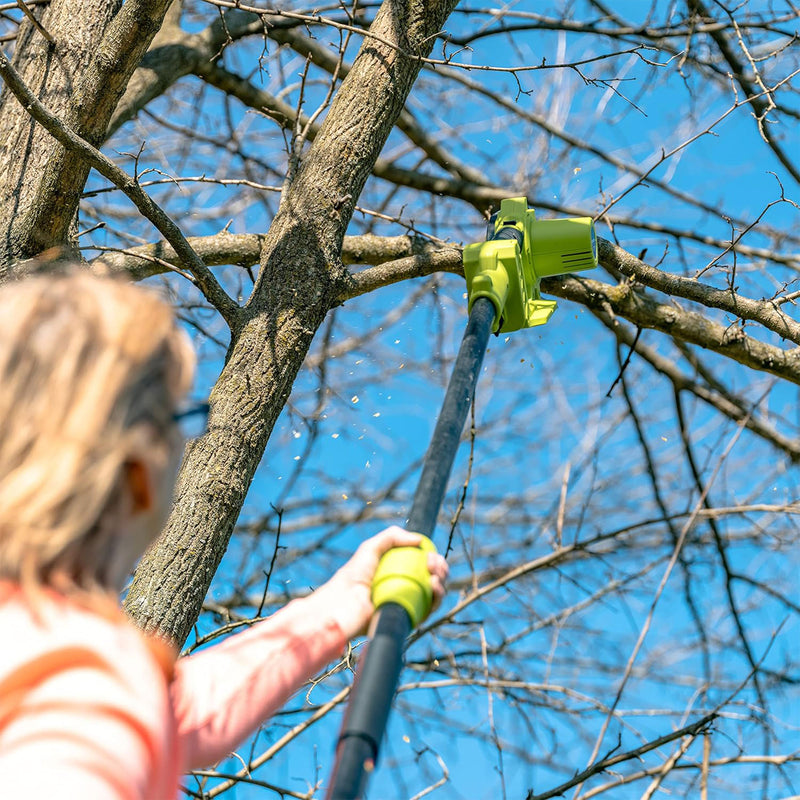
{"left": 171, "top": 526, "right": 447, "bottom": 769}
{"left": 171, "top": 590, "right": 348, "bottom": 769}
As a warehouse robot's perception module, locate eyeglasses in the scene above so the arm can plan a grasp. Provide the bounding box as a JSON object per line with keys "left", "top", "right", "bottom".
{"left": 172, "top": 401, "right": 210, "bottom": 435}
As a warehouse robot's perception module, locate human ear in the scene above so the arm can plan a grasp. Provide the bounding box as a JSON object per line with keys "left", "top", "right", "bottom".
{"left": 124, "top": 458, "right": 154, "bottom": 513}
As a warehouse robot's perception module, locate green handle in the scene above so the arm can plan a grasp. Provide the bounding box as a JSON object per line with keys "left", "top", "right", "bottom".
{"left": 371, "top": 535, "right": 437, "bottom": 627}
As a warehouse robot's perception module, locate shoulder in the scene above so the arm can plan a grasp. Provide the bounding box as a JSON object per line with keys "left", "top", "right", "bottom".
{"left": 0, "top": 587, "right": 174, "bottom": 736}
{"left": 0, "top": 588, "right": 181, "bottom": 797}
{"left": 2, "top": 588, "right": 157, "bottom": 677}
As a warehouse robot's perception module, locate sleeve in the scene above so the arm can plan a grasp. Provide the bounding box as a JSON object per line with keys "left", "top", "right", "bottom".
{"left": 171, "top": 589, "right": 349, "bottom": 769}
{"left": 0, "top": 646, "right": 171, "bottom": 800}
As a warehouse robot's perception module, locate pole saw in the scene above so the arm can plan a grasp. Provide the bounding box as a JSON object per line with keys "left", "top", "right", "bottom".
{"left": 325, "top": 197, "right": 598, "bottom": 799}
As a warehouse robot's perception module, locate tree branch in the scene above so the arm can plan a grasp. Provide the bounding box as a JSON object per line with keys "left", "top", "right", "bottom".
{"left": 599, "top": 238, "right": 800, "bottom": 345}
{"left": 688, "top": 0, "right": 800, "bottom": 186}
{"left": 266, "top": 23, "right": 487, "bottom": 185}
{"left": 0, "top": 51, "right": 239, "bottom": 324}
{"left": 107, "top": 9, "right": 266, "bottom": 137}
{"left": 525, "top": 712, "right": 717, "bottom": 800}
{"left": 8, "top": 0, "right": 177, "bottom": 258}
{"left": 341, "top": 248, "right": 464, "bottom": 300}
{"left": 88, "top": 231, "right": 445, "bottom": 279}
{"left": 591, "top": 309, "right": 800, "bottom": 461}
{"left": 552, "top": 273, "right": 800, "bottom": 386}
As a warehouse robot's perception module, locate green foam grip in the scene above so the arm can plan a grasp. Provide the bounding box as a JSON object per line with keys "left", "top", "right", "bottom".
{"left": 371, "top": 535, "right": 437, "bottom": 628}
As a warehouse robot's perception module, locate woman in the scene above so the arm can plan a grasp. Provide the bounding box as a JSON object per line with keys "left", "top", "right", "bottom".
{"left": 0, "top": 271, "right": 447, "bottom": 798}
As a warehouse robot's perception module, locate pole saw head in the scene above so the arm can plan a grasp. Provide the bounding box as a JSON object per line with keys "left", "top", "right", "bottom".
{"left": 463, "top": 197, "right": 598, "bottom": 333}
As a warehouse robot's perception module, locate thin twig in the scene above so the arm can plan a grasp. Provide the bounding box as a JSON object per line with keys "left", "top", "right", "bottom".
{"left": 0, "top": 50, "right": 240, "bottom": 327}
{"left": 15, "top": 0, "right": 53, "bottom": 43}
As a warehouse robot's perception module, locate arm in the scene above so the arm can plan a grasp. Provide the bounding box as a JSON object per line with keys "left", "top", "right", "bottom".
{"left": 171, "top": 588, "right": 347, "bottom": 770}
{"left": 172, "top": 527, "right": 448, "bottom": 769}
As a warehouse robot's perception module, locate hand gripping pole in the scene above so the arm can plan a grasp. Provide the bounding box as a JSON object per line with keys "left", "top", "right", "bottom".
{"left": 325, "top": 199, "right": 598, "bottom": 799}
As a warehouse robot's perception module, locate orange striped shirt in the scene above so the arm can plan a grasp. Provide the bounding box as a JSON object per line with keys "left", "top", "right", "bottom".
{"left": 0, "top": 583, "right": 347, "bottom": 798}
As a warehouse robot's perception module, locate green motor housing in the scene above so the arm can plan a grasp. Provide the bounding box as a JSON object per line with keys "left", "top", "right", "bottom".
{"left": 463, "top": 197, "right": 597, "bottom": 333}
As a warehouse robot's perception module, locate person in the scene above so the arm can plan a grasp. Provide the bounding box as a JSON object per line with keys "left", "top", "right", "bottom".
{"left": 0, "top": 271, "right": 448, "bottom": 799}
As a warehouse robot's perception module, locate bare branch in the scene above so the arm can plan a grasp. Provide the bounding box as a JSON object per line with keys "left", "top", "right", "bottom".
{"left": 599, "top": 238, "right": 800, "bottom": 346}
{"left": 0, "top": 50, "right": 239, "bottom": 323}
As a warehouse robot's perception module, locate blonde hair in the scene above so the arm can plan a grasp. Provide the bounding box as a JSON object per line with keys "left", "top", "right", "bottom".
{"left": 0, "top": 271, "right": 195, "bottom": 593}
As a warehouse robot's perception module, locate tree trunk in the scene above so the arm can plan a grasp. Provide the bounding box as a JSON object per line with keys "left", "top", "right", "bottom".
{"left": 124, "top": 0, "right": 461, "bottom": 645}
{"left": 0, "top": 0, "right": 173, "bottom": 274}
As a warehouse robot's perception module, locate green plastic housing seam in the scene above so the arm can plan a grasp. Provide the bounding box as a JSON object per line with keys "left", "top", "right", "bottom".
{"left": 371, "top": 535, "right": 437, "bottom": 628}
{"left": 463, "top": 239, "right": 516, "bottom": 333}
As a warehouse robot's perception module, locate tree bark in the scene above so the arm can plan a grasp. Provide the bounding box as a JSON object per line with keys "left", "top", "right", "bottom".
{"left": 0, "top": 0, "right": 174, "bottom": 273}
{"left": 124, "top": 0, "right": 461, "bottom": 645}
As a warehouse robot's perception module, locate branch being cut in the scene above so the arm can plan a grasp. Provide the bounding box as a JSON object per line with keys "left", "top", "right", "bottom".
{"left": 348, "top": 247, "right": 800, "bottom": 391}
{"left": 348, "top": 242, "right": 800, "bottom": 387}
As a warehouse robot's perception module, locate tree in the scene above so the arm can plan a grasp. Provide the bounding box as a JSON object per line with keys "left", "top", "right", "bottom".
{"left": 1, "top": 1, "right": 799, "bottom": 797}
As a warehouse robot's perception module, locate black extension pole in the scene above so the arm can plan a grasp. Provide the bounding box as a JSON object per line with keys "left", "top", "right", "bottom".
{"left": 326, "top": 296, "right": 497, "bottom": 800}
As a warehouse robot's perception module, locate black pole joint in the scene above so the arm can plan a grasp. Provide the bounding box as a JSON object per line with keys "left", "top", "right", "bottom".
{"left": 326, "top": 603, "right": 412, "bottom": 799}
